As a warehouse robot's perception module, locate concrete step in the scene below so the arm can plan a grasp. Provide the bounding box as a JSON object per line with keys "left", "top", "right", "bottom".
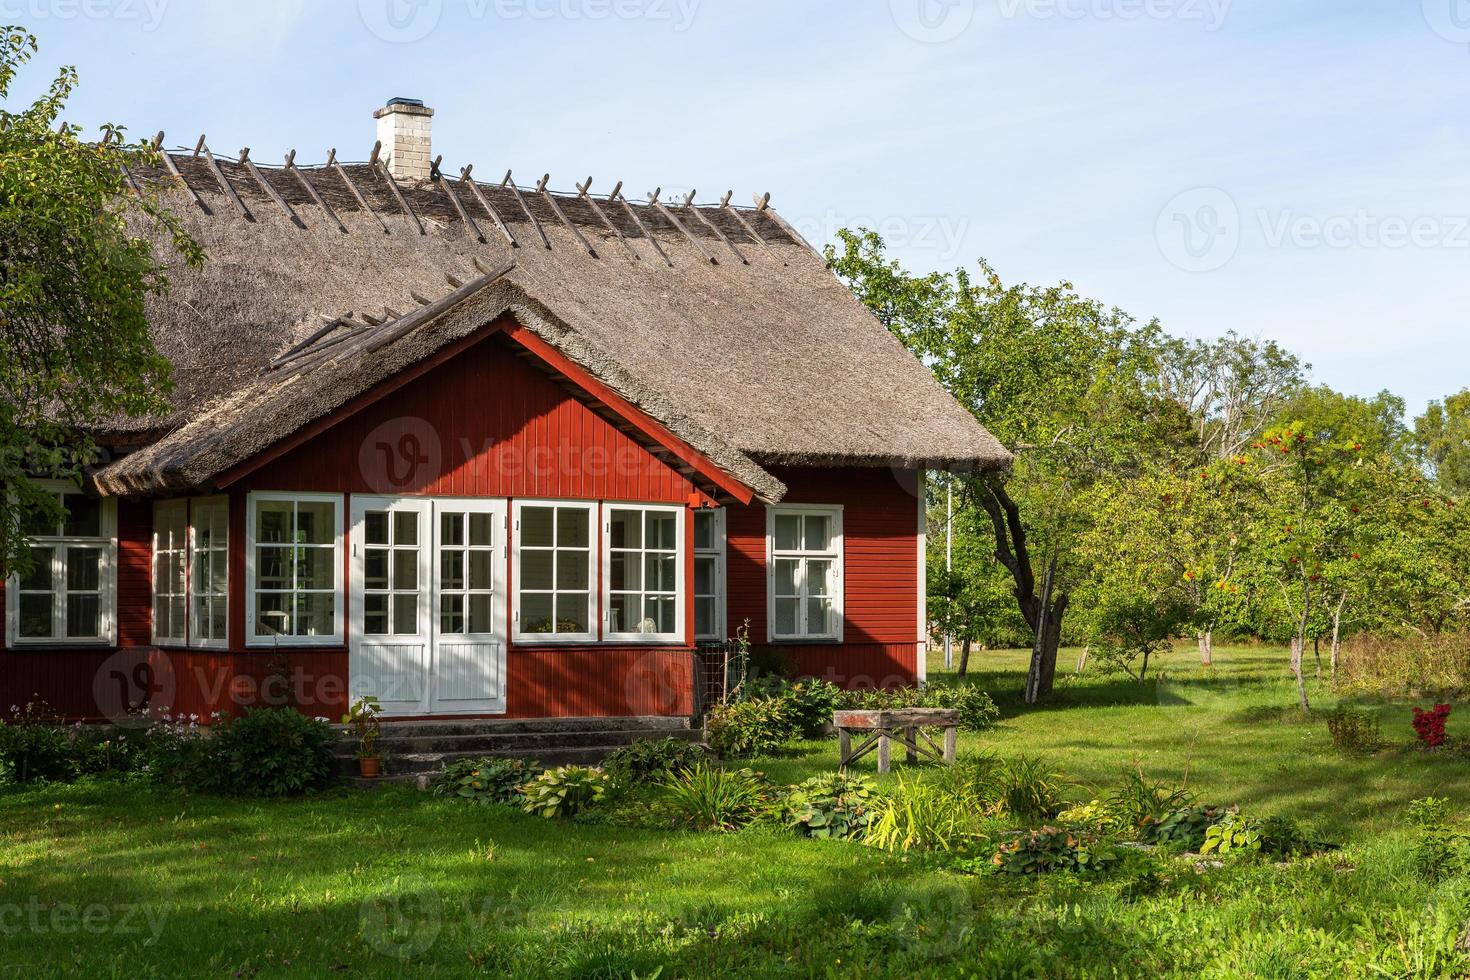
{"left": 339, "top": 744, "right": 650, "bottom": 779}
{"left": 333, "top": 726, "right": 701, "bottom": 759}
{"left": 348, "top": 716, "right": 692, "bottom": 738}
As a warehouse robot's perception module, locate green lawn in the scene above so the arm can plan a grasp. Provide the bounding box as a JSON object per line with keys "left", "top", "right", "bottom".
{"left": 2, "top": 647, "right": 1468, "bottom": 978}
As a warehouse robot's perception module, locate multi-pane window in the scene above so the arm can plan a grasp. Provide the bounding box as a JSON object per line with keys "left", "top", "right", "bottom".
{"left": 11, "top": 485, "right": 114, "bottom": 645}
{"left": 768, "top": 506, "right": 843, "bottom": 641}
{"left": 693, "top": 509, "right": 725, "bottom": 641}
{"left": 249, "top": 494, "right": 342, "bottom": 644}
{"left": 606, "top": 506, "right": 683, "bottom": 639}
{"left": 514, "top": 502, "right": 594, "bottom": 640}
{"left": 439, "top": 509, "right": 497, "bottom": 636}
{"left": 360, "top": 507, "right": 423, "bottom": 637}
{"left": 190, "top": 499, "right": 229, "bottom": 648}
{"left": 152, "top": 501, "right": 189, "bottom": 644}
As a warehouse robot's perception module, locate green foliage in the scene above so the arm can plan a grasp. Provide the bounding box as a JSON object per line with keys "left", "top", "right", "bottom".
{"left": 1405, "top": 797, "right": 1470, "bottom": 882}
{"left": 660, "top": 764, "right": 770, "bottom": 832}
{"left": 991, "top": 826, "right": 1119, "bottom": 875}
{"left": 183, "top": 710, "right": 338, "bottom": 798}
{"left": 1200, "top": 810, "right": 1328, "bottom": 859}
{"left": 1416, "top": 388, "right": 1470, "bottom": 495}
{"left": 602, "top": 738, "right": 708, "bottom": 784}
{"left": 340, "top": 696, "right": 382, "bottom": 760}
{"left": 987, "top": 756, "right": 1067, "bottom": 820}
{"left": 841, "top": 684, "right": 1000, "bottom": 732}
{"left": 1107, "top": 768, "right": 1196, "bottom": 828}
{"left": 1325, "top": 704, "right": 1382, "bottom": 752}
{"left": 1055, "top": 799, "right": 1129, "bottom": 835}
{"left": 1140, "top": 806, "right": 1226, "bottom": 851}
{"left": 1406, "top": 796, "right": 1453, "bottom": 829}
{"left": 704, "top": 698, "right": 799, "bottom": 758}
{"left": 433, "top": 757, "right": 543, "bottom": 806}
{"left": 0, "top": 702, "right": 71, "bottom": 783}
{"left": 0, "top": 28, "right": 202, "bottom": 575}
{"left": 520, "top": 766, "right": 612, "bottom": 820}
{"left": 781, "top": 772, "right": 876, "bottom": 840}
{"left": 744, "top": 677, "right": 845, "bottom": 739}
{"left": 864, "top": 774, "right": 969, "bottom": 853}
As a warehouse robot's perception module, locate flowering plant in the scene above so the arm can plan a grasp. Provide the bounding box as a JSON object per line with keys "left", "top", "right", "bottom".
{"left": 1411, "top": 704, "right": 1452, "bottom": 749}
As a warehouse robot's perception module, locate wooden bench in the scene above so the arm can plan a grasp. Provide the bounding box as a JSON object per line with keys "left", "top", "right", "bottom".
{"left": 833, "top": 709, "right": 960, "bottom": 774}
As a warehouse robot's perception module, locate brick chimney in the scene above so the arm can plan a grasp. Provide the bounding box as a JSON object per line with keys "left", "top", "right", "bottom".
{"left": 373, "top": 98, "right": 433, "bottom": 181}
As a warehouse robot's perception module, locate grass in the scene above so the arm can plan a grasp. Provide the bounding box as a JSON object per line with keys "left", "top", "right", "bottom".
{"left": 2, "top": 646, "right": 1468, "bottom": 977}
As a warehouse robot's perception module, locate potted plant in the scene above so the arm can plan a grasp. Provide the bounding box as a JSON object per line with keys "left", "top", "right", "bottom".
{"left": 342, "top": 695, "right": 383, "bottom": 777}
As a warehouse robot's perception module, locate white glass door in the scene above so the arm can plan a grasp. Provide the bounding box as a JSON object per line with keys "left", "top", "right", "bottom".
{"left": 350, "top": 497, "right": 507, "bottom": 715}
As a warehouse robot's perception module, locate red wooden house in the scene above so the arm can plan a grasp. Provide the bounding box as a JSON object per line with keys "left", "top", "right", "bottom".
{"left": 2, "top": 100, "right": 1009, "bottom": 725}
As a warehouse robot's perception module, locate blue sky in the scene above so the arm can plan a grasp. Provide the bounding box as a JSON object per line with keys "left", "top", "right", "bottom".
{"left": 11, "top": 0, "right": 1468, "bottom": 416}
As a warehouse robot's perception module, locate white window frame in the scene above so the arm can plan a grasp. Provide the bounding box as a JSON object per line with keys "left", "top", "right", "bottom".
{"left": 151, "top": 499, "right": 189, "bottom": 646}
{"left": 189, "top": 496, "right": 231, "bottom": 650}
{"left": 246, "top": 492, "right": 344, "bottom": 648}
{"left": 6, "top": 479, "right": 117, "bottom": 648}
{"left": 693, "top": 508, "right": 727, "bottom": 642}
{"left": 511, "top": 499, "right": 598, "bottom": 644}
{"left": 602, "top": 503, "right": 686, "bottom": 643}
{"left": 766, "top": 504, "right": 844, "bottom": 643}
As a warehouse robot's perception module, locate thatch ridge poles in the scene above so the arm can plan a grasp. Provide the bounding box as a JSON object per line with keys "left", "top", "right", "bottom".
{"left": 535, "top": 174, "right": 597, "bottom": 258}
{"left": 196, "top": 136, "right": 253, "bottom": 220}
{"left": 329, "top": 149, "right": 389, "bottom": 235}
{"left": 720, "top": 190, "right": 783, "bottom": 264}
{"left": 649, "top": 188, "right": 716, "bottom": 265}
{"left": 285, "top": 150, "right": 348, "bottom": 234}
{"left": 754, "top": 192, "right": 819, "bottom": 254}
{"left": 536, "top": 174, "right": 597, "bottom": 258}
{"left": 239, "top": 148, "right": 305, "bottom": 229}
{"left": 682, "top": 190, "right": 748, "bottom": 265}
{"left": 500, "top": 170, "right": 551, "bottom": 249}
{"left": 612, "top": 182, "right": 672, "bottom": 268}
{"left": 576, "top": 178, "right": 639, "bottom": 261}
{"left": 360, "top": 258, "right": 518, "bottom": 355}
{"left": 151, "top": 132, "right": 209, "bottom": 213}
{"left": 371, "top": 141, "right": 425, "bottom": 235}
{"left": 434, "top": 157, "right": 485, "bottom": 244}
{"left": 459, "top": 165, "right": 518, "bottom": 248}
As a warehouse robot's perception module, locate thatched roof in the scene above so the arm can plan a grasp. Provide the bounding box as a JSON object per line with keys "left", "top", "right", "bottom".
{"left": 93, "top": 150, "right": 1011, "bottom": 500}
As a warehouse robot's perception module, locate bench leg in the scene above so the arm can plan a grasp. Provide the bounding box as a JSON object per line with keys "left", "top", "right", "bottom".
{"left": 877, "top": 730, "right": 891, "bottom": 774}
{"left": 944, "top": 726, "right": 957, "bottom": 763}
{"left": 904, "top": 727, "right": 918, "bottom": 763}
{"left": 839, "top": 728, "right": 852, "bottom": 768}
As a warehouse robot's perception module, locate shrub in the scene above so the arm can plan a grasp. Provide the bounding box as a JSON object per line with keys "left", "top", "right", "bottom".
{"left": 434, "top": 757, "right": 543, "bottom": 805}
{"left": 1108, "top": 768, "right": 1196, "bottom": 828}
{"left": 186, "top": 709, "right": 338, "bottom": 797}
{"left": 865, "top": 774, "right": 968, "bottom": 853}
{"left": 842, "top": 684, "right": 999, "bottom": 732}
{"left": 991, "top": 827, "right": 1118, "bottom": 875}
{"left": 661, "top": 764, "right": 770, "bottom": 831}
{"left": 0, "top": 702, "right": 73, "bottom": 784}
{"left": 1326, "top": 704, "right": 1381, "bottom": 752}
{"left": 989, "top": 756, "right": 1067, "bottom": 820}
{"left": 782, "top": 772, "right": 876, "bottom": 840}
{"left": 1056, "top": 799, "right": 1129, "bottom": 835}
{"left": 705, "top": 698, "right": 799, "bottom": 758}
{"left": 745, "top": 677, "right": 845, "bottom": 739}
{"left": 1407, "top": 795, "right": 1453, "bottom": 829}
{"left": 1406, "top": 797, "right": 1470, "bottom": 881}
{"left": 602, "top": 738, "right": 707, "bottom": 783}
{"left": 1412, "top": 704, "right": 1452, "bottom": 749}
{"left": 520, "top": 766, "right": 611, "bottom": 819}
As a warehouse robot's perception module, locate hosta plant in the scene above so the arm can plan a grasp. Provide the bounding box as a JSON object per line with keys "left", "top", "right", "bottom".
{"left": 602, "top": 738, "right": 708, "bottom": 784}
{"left": 1140, "top": 805, "right": 1225, "bottom": 851}
{"left": 434, "top": 757, "right": 542, "bottom": 805}
{"left": 520, "top": 766, "right": 612, "bottom": 819}
{"left": 782, "top": 772, "right": 876, "bottom": 840}
{"left": 991, "top": 827, "right": 1118, "bottom": 875}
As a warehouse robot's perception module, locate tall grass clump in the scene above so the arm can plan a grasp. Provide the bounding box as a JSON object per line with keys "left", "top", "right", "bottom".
{"left": 1338, "top": 634, "right": 1470, "bottom": 699}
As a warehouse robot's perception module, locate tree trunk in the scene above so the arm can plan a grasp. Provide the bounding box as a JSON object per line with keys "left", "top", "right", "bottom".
{"left": 957, "top": 636, "right": 972, "bottom": 679}
{"left": 1076, "top": 645, "right": 1089, "bottom": 675}
{"left": 1330, "top": 593, "right": 1346, "bottom": 683}
{"left": 1313, "top": 636, "right": 1322, "bottom": 680}
{"left": 1292, "top": 581, "right": 1312, "bottom": 713}
{"left": 971, "top": 477, "right": 1069, "bottom": 704}
{"left": 1197, "top": 631, "right": 1213, "bottom": 667}
{"left": 1138, "top": 647, "right": 1152, "bottom": 683}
